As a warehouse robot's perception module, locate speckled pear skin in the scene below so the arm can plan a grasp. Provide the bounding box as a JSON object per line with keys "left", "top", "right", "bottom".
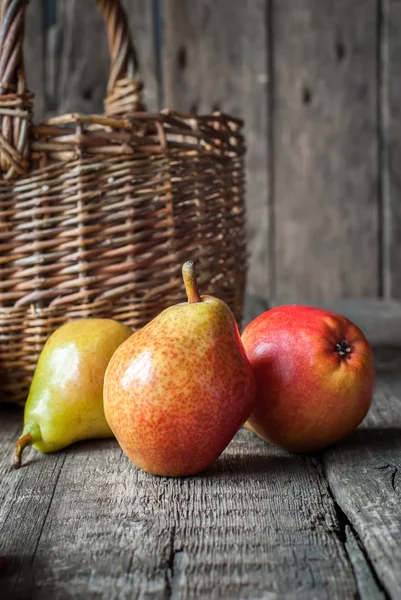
{"left": 104, "top": 296, "right": 256, "bottom": 477}
{"left": 17, "top": 319, "right": 132, "bottom": 458}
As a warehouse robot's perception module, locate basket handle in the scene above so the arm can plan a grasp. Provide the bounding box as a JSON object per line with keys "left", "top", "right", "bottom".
{"left": 97, "top": 0, "right": 144, "bottom": 116}
{"left": 0, "top": 0, "right": 143, "bottom": 179}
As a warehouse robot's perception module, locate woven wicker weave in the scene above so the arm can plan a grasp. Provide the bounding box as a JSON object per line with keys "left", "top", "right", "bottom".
{"left": 0, "top": 0, "right": 248, "bottom": 405}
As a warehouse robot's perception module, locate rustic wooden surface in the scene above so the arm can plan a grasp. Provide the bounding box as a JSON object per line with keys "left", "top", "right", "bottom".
{"left": 24, "top": 0, "right": 46, "bottom": 121}
{"left": 272, "top": 0, "right": 379, "bottom": 301}
{"left": 325, "top": 382, "right": 401, "bottom": 600}
{"left": 381, "top": 0, "right": 401, "bottom": 298}
{"left": 20, "top": 0, "right": 401, "bottom": 304}
{"left": 163, "top": 0, "right": 270, "bottom": 301}
{"left": 24, "top": 0, "right": 159, "bottom": 120}
{"left": 0, "top": 374, "right": 400, "bottom": 599}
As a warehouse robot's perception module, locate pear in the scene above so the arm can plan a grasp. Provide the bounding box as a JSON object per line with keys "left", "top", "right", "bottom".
{"left": 103, "top": 261, "right": 256, "bottom": 477}
{"left": 12, "top": 318, "right": 132, "bottom": 468}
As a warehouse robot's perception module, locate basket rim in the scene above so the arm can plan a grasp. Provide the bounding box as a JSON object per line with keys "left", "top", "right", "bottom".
{"left": 0, "top": 108, "right": 245, "bottom": 183}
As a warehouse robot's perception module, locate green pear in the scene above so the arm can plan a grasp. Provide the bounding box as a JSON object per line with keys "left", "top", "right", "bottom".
{"left": 12, "top": 318, "right": 132, "bottom": 468}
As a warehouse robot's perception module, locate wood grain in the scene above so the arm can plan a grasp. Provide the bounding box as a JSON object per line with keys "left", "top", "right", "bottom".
{"left": 0, "top": 410, "right": 357, "bottom": 598}
{"left": 44, "top": 0, "right": 110, "bottom": 117}
{"left": 344, "top": 526, "right": 386, "bottom": 600}
{"left": 163, "top": 0, "right": 271, "bottom": 301}
{"left": 24, "top": 0, "right": 46, "bottom": 122}
{"left": 121, "top": 0, "right": 160, "bottom": 112}
{"left": 0, "top": 405, "right": 67, "bottom": 598}
{"left": 3, "top": 377, "right": 401, "bottom": 598}
{"left": 325, "top": 381, "right": 401, "bottom": 599}
{"left": 22, "top": 0, "right": 159, "bottom": 122}
{"left": 17, "top": 0, "right": 394, "bottom": 304}
{"left": 272, "top": 0, "right": 379, "bottom": 302}
{"left": 381, "top": 0, "right": 401, "bottom": 298}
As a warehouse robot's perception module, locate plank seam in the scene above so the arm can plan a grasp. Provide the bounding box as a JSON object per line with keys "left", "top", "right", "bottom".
{"left": 164, "top": 525, "right": 184, "bottom": 600}
{"left": 378, "top": 0, "right": 387, "bottom": 297}
{"left": 8, "top": 453, "right": 67, "bottom": 594}
{"left": 322, "top": 461, "right": 391, "bottom": 600}
{"left": 267, "top": 0, "right": 275, "bottom": 303}
{"left": 31, "top": 454, "right": 67, "bottom": 560}
{"left": 153, "top": 0, "right": 164, "bottom": 110}
{"left": 0, "top": 465, "right": 27, "bottom": 542}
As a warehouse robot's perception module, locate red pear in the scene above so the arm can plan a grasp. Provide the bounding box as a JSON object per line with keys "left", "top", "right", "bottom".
{"left": 104, "top": 261, "right": 255, "bottom": 476}
{"left": 242, "top": 305, "right": 375, "bottom": 452}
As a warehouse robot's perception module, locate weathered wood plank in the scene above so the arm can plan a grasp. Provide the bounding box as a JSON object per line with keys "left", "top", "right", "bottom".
{"left": 28, "top": 0, "right": 159, "bottom": 121}
{"left": 325, "top": 380, "right": 401, "bottom": 599}
{"left": 24, "top": 0, "right": 46, "bottom": 123}
{"left": 0, "top": 404, "right": 67, "bottom": 598}
{"left": 43, "top": 0, "right": 106, "bottom": 117}
{"left": 344, "top": 525, "right": 386, "bottom": 600}
{"left": 272, "top": 0, "right": 379, "bottom": 302}
{"left": 121, "top": 0, "right": 160, "bottom": 112}
{"left": 381, "top": 0, "right": 401, "bottom": 298}
{"left": 163, "top": 0, "right": 271, "bottom": 302}
{"left": 0, "top": 412, "right": 357, "bottom": 598}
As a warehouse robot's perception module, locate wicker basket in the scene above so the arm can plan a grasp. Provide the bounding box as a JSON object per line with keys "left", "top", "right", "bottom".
{"left": 0, "top": 0, "right": 248, "bottom": 405}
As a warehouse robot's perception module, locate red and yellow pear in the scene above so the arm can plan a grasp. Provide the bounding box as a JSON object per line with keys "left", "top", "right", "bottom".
{"left": 103, "top": 261, "right": 256, "bottom": 477}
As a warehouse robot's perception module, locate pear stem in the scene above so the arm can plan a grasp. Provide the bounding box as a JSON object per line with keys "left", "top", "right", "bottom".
{"left": 182, "top": 261, "right": 202, "bottom": 304}
{"left": 12, "top": 433, "right": 33, "bottom": 469}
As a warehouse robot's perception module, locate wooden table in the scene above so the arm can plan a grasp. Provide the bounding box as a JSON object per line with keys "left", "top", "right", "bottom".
{"left": 1, "top": 301, "right": 401, "bottom": 599}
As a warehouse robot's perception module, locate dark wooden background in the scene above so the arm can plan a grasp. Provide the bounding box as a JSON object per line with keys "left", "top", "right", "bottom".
{"left": 22, "top": 0, "right": 401, "bottom": 304}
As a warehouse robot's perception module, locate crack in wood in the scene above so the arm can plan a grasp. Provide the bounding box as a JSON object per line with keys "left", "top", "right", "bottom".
{"left": 10, "top": 454, "right": 68, "bottom": 596}
{"left": 30, "top": 454, "right": 67, "bottom": 565}
{"left": 321, "top": 462, "right": 390, "bottom": 600}
{"left": 335, "top": 39, "right": 346, "bottom": 63}
{"left": 309, "top": 454, "right": 390, "bottom": 599}
{"left": 1, "top": 450, "right": 68, "bottom": 597}
{"left": 391, "top": 467, "right": 398, "bottom": 493}
{"left": 344, "top": 525, "right": 387, "bottom": 600}
{"left": 369, "top": 463, "right": 399, "bottom": 494}
{"left": 164, "top": 525, "right": 184, "bottom": 600}
{"left": 0, "top": 473, "right": 27, "bottom": 540}
{"left": 336, "top": 504, "right": 389, "bottom": 600}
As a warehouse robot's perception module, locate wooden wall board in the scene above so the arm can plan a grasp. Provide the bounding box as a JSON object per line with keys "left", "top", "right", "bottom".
{"left": 272, "top": 0, "right": 379, "bottom": 302}
{"left": 381, "top": 0, "right": 401, "bottom": 298}
{"left": 16, "top": 0, "right": 401, "bottom": 303}
{"left": 24, "top": 0, "right": 46, "bottom": 122}
{"left": 163, "top": 0, "right": 271, "bottom": 301}
{"left": 23, "top": 0, "right": 159, "bottom": 123}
